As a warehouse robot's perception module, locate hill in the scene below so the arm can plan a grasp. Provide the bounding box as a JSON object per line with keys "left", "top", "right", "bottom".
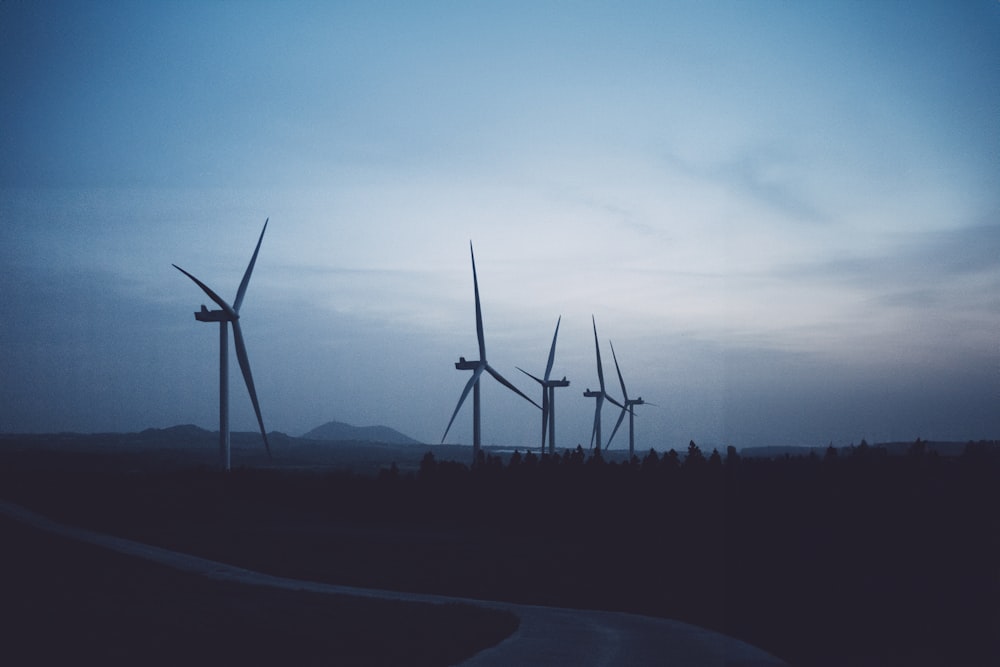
{"left": 301, "top": 420, "right": 422, "bottom": 446}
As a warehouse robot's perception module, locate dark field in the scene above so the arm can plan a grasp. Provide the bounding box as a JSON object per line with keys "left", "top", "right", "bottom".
{"left": 1, "top": 439, "right": 998, "bottom": 666}
{"left": 0, "top": 515, "right": 517, "bottom": 667}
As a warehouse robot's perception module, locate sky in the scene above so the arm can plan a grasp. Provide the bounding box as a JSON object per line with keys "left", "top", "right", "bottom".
{"left": 2, "top": 1, "right": 998, "bottom": 453}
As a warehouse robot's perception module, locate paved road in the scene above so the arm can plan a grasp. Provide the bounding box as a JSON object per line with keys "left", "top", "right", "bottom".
{"left": 0, "top": 499, "right": 787, "bottom": 667}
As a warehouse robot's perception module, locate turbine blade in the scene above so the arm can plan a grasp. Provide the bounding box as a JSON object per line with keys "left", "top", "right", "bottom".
{"left": 485, "top": 364, "right": 541, "bottom": 409}
{"left": 608, "top": 407, "right": 628, "bottom": 447}
{"left": 516, "top": 367, "right": 544, "bottom": 384}
{"left": 173, "top": 265, "right": 235, "bottom": 317}
{"left": 232, "top": 320, "right": 271, "bottom": 458}
{"left": 543, "top": 315, "right": 561, "bottom": 381}
{"left": 610, "top": 340, "right": 629, "bottom": 401}
{"left": 441, "top": 365, "right": 484, "bottom": 443}
{"left": 234, "top": 218, "right": 268, "bottom": 313}
{"left": 605, "top": 394, "right": 625, "bottom": 410}
{"left": 470, "top": 242, "right": 486, "bottom": 360}
{"left": 592, "top": 316, "right": 606, "bottom": 391}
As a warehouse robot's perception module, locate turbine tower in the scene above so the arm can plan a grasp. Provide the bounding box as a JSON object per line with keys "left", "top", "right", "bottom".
{"left": 442, "top": 242, "right": 540, "bottom": 465}
{"left": 584, "top": 316, "right": 623, "bottom": 456}
{"left": 173, "top": 219, "right": 271, "bottom": 471}
{"left": 517, "top": 316, "right": 570, "bottom": 455}
{"left": 607, "top": 340, "right": 654, "bottom": 460}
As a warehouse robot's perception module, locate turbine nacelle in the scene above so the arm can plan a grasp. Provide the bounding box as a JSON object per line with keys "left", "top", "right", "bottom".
{"left": 195, "top": 306, "right": 232, "bottom": 323}
{"left": 455, "top": 357, "right": 480, "bottom": 371}
{"left": 517, "top": 367, "right": 569, "bottom": 389}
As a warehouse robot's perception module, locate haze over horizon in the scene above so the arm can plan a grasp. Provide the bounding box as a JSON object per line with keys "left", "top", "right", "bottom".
{"left": 2, "top": 2, "right": 998, "bottom": 452}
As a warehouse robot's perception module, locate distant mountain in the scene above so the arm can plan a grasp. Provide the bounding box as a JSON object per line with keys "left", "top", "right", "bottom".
{"left": 140, "top": 424, "right": 213, "bottom": 439}
{"left": 302, "top": 420, "right": 422, "bottom": 446}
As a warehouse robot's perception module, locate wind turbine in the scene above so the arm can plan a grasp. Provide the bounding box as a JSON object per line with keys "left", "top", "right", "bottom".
{"left": 173, "top": 219, "right": 271, "bottom": 471}
{"left": 607, "top": 340, "right": 655, "bottom": 460}
{"left": 441, "top": 242, "right": 540, "bottom": 465}
{"left": 583, "top": 316, "right": 623, "bottom": 456}
{"left": 516, "top": 316, "right": 570, "bottom": 455}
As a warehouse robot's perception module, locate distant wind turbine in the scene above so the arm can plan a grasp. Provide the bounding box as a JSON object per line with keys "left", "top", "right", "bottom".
{"left": 517, "top": 316, "right": 570, "bottom": 455}
{"left": 173, "top": 219, "right": 271, "bottom": 471}
{"left": 583, "top": 316, "right": 624, "bottom": 456}
{"left": 607, "top": 341, "right": 655, "bottom": 460}
{"left": 441, "top": 242, "right": 540, "bottom": 465}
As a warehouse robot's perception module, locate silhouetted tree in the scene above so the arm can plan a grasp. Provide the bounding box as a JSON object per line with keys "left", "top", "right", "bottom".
{"left": 708, "top": 448, "right": 723, "bottom": 468}
{"left": 419, "top": 451, "right": 437, "bottom": 479}
{"left": 663, "top": 448, "right": 681, "bottom": 470}
{"left": 378, "top": 462, "right": 400, "bottom": 482}
{"left": 685, "top": 441, "right": 705, "bottom": 468}
{"left": 961, "top": 440, "right": 997, "bottom": 465}
{"left": 437, "top": 459, "right": 468, "bottom": 478}
{"left": 522, "top": 451, "right": 538, "bottom": 468}
{"left": 587, "top": 449, "right": 605, "bottom": 466}
{"left": 508, "top": 450, "right": 523, "bottom": 469}
{"left": 725, "top": 445, "right": 741, "bottom": 467}
{"left": 642, "top": 448, "right": 660, "bottom": 471}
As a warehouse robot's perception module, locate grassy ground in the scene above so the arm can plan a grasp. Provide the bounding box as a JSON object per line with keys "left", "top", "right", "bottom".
{"left": 0, "top": 515, "right": 518, "bottom": 667}
{"left": 1, "top": 442, "right": 997, "bottom": 666}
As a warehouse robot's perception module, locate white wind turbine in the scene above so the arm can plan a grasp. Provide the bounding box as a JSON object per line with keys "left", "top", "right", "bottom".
{"left": 441, "top": 242, "right": 540, "bottom": 464}
{"left": 583, "top": 316, "right": 624, "bottom": 456}
{"left": 517, "top": 316, "right": 570, "bottom": 455}
{"left": 173, "top": 219, "right": 271, "bottom": 471}
{"left": 607, "top": 340, "right": 655, "bottom": 460}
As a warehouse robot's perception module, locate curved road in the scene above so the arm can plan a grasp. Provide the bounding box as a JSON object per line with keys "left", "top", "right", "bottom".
{"left": 0, "top": 500, "right": 787, "bottom": 667}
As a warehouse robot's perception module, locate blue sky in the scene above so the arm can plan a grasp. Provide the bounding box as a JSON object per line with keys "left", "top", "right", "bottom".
{"left": 2, "top": 1, "right": 998, "bottom": 451}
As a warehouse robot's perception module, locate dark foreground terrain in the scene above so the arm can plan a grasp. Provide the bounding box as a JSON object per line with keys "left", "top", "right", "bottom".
{"left": 1, "top": 438, "right": 998, "bottom": 666}
{"left": 0, "top": 515, "right": 517, "bottom": 667}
